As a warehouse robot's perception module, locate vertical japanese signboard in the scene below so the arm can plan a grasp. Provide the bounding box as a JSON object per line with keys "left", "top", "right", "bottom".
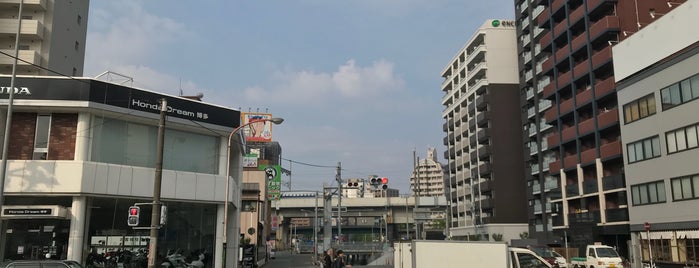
{"left": 241, "top": 113, "right": 275, "bottom": 142}
{"left": 260, "top": 164, "right": 282, "bottom": 200}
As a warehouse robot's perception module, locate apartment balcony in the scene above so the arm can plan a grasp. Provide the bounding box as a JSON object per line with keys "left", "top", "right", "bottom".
{"left": 550, "top": 188, "right": 562, "bottom": 200}
{"left": 556, "top": 70, "right": 573, "bottom": 91}
{"left": 549, "top": 160, "right": 561, "bottom": 174}
{"left": 480, "top": 197, "right": 494, "bottom": 209}
{"left": 479, "top": 180, "right": 493, "bottom": 192}
{"left": 606, "top": 208, "right": 629, "bottom": 222}
{"left": 571, "top": 33, "right": 588, "bottom": 54}
{"left": 552, "top": 215, "right": 564, "bottom": 227}
{"left": 543, "top": 81, "right": 555, "bottom": 99}
{"left": 0, "top": 49, "right": 41, "bottom": 66}
{"left": 468, "top": 102, "right": 476, "bottom": 114}
{"left": 552, "top": 19, "right": 568, "bottom": 42}
{"left": 476, "top": 94, "right": 488, "bottom": 111}
{"left": 561, "top": 125, "right": 576, "bottom": 143}
{"left": 550, "top": 0, "right": 564, "bottom": 13}
{"left": 469, "top": 134, "right": 477, "bottom": 147}
{"left": 592, "top": 45, "right": 613, "bottom": 70}
{"left": 600, "top": 140, "right": 622, "bottom": 160}
{"left": 479, "top": 163, "right": 492, "bottom": 176}
{"left": 539, "top": 30, "right": 552, "bottom": 49}
{"left": 0, "top": 0, "right": 47, "bottom": 10}
{"left": 569, "top": 211, "right": 601, "bottom": 224}
{"left": 536, "top": 7, "right": 551, "bottom": 28}
{"left": 581, "top": 147, "right": 596, "bottom": 164}
{"left": 554, "top": 45, "right": 570, "bottom": 66}
{"left": 565, "top": 184, "right": 580, "bottom": 196}
{"left": 559, "top": 97, "right": 574, "bottom": 116}
{"left": 471, "top": 79, "right": 489, "bottom": 94}
{"left": 589, "top": 16, "right": 620, "bottom": 43}
{"left": 573, "top": 60, "right": 590, "bottom": 80}
{"left": 602, "top": 174, "right": 625, "bottom": 191}
{"left": 597, "top": 108, "right": 619, "bottom": 129}
{"left": 575, "top": 77, "right": 616, "bottom": 108}
{"left": 569, "top": 3, "right": 585, "bottom": 26}
{"left": 582, "top": 179, "right": 598, "bottom": 194}
{"left": 541, "top": 57, "right": 553, "bottom": 74}
{"left": 544, "top": 178, "right": 558, "bottom": 191}
{"left": 466, "top": 45, "right": 486, "bottom": 64}
{"left": 477, "top": 128, "right": 489, "bottom": 143}
{"left": 470, "top": 150, "right": 478, "bottom": 162}
{"left": 563, "top": 154, "right": 577, "bottom": 170}
{"left": 0, "top": 19, "right": 44, "bottom": 39}
{"left": 478, "top": 145, "right": 491, "bottom": 160}
{"left": 544, "top": 106, "right": 556, "bottom": 123}
{"left": 476, "top": 111, "right": 489, "bottom": 127}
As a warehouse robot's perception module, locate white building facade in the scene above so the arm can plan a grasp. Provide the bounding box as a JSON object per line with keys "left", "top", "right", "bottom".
{"left": 614, "top": 1, "right": 699, "bottom": 267}
{"left": 0, "top": 75, "right": 245, "bottom": 267}
{"left": 0, "top": 0, "right": 89, "bottom": 76}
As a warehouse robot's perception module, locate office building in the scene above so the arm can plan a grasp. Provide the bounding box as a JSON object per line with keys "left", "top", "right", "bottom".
{"left": 0, "top": 0, "right": 89, "bottom": 76}
{"left": 410, "top": 147, "right": 445, "bottom": 197}
{"left": 442, "top": 19, "right": 528, "bottom": 241}
{"left": 614, "top": 1, "right": 699, "bottom": 266}
{"left": 518, "top": 0, "right": 685, "bottom": 254}
{"left": 0, "top": 75, "right": 244, "bottom": 267}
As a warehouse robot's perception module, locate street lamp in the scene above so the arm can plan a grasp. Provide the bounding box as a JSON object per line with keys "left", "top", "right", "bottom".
{"left": 222, "top": 117, "right": 283, "bottom": 267}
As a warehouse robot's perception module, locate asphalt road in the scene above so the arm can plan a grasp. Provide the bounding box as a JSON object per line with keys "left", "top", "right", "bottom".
{"left": 262, "top": 251, "right": 393, "bottom": 268}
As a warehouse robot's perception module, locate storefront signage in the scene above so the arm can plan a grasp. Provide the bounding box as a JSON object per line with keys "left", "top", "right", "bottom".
{"left": 260, "top": 165, "right": 282, "bottom": 200}
{"left": 0, "top": 87, "right": 31, "bottom": 95}
{"left": 0, "top": 77, "right": 241, "bottom": 128}
{"left": 491, "top": 19, "right": 515, "bottom": 27}
{"left": 3, "top": 208, "right": 53, "bottom": 216}
{"left": 1, "top": 205, "right": 68, "bottom": 218}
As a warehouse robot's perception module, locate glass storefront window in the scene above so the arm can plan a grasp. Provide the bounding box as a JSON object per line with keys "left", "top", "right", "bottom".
{"left": 91, "top": 116, "right": 219, "bottom": 174}
{"left": 87, "top": 197, "right": 217, "bottom": 267}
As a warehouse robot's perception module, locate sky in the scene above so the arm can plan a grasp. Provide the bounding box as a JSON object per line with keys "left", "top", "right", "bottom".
{"left": 83, "top": 1, "right": 515, "bottom": 193}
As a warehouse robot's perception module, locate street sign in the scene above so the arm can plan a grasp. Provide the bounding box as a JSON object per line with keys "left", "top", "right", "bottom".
{"left": 644, "top": 222, "right": 650, "bottom": 231}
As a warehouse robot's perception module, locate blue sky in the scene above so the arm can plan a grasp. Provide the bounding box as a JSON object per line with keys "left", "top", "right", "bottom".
{"left": 84, "top": 1, "right": 515, "bottom": 193}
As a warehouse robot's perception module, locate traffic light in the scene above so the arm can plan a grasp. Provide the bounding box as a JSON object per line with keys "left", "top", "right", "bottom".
{"left": 127, "top": 206, "right": 140, "bottom": 227}
{"left": 381, "top": 177, "right": 389, "bottom": 190}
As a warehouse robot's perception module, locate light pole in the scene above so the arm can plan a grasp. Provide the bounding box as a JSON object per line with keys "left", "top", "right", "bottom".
{"left": 222, "top": 117, "right": 283, "bottom": 267}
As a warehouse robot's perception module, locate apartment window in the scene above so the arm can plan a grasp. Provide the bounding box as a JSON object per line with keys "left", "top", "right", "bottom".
{"left": 671, "top": 174, "right": 699, "bottom": 201}
{"left": 631, "top": 180, "right": 666, "bottom": 206}
{"left": 666, "top": 122, "right": 699, "bottom": 154}
{"left": 626, "top": 136, "right": 661, "bottom": 163}
{"left": 660, "top": 73, "right": 699, "bottom": 110}
{"left": 33, "top": 114, "right": 51, "bottom": 160}
{"left": 623, "top": 93, "right": 656, "bottom": 123}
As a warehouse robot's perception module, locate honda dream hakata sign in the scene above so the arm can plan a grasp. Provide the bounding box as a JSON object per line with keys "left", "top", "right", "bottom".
{"left": 0, "top": 76, "right": 241, "bottom": 128}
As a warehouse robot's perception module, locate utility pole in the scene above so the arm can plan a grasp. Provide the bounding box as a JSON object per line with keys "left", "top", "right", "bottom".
{"left": 147, "top": 98, "right": 167, "bottom": 268}
{"left": 0, "top": 0, "right": 23, "bottom": 238}
{"left": 335, "top": 162, "right": 342, "bottom": 245}
{"left": 323, "top": 184, "right": 332, "bottom": 251}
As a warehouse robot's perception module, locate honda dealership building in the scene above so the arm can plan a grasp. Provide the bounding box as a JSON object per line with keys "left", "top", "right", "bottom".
{"left": 0, "top": 75, "right": 245, "bottom": 267}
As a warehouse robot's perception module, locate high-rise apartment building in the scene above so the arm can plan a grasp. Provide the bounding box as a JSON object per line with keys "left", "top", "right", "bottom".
{"left": 0, "top": 0, "right": 89, "bottom": 76}
{"left": 410, "top": 147, "right": 445, "bottom": 197}
{"left": 614, "top": 2, "right": 699, "bottom": 266}
{"left": 442, "top": 19, "right": 527, "bottom": 241}
{"left": 516, "top": 0, "right": 685, "bottom": 254}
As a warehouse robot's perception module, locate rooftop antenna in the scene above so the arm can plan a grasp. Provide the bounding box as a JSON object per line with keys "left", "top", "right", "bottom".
{"left": 179, "top": 78, "right": 183, "bottom": 96}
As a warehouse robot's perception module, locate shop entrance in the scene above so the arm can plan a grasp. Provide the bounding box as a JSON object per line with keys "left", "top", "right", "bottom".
{"left": 2, "top": 219, "right": 70, "bottom": 261}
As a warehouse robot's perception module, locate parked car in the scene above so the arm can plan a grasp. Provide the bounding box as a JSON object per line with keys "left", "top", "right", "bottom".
{"left": 2, "top": 260, "right": 83, "bottom": 268}
{"left": 526, "top": 245, "right": 564, "bottom": 268}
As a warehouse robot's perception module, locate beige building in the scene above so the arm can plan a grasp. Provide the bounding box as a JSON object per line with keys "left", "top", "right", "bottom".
{"left": 410, "top": 148, "right": 445, "bottom": 197}
{"left": 441, "top": 19, "right": 527, "bottom": 241}
{"left": 0, "top": 0, "right": 89, "bottom": 76}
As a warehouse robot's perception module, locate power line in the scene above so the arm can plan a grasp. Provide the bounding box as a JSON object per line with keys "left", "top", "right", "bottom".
{"left": 281, "top": 157, "right": 336, "bottom": 168}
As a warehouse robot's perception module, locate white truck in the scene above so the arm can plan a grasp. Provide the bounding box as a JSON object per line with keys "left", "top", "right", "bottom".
{"left": 394, "top": 240, "right": 552, "bottom": 268}
{"left": 570, "top": 244, "right": 623, "bottom": 268}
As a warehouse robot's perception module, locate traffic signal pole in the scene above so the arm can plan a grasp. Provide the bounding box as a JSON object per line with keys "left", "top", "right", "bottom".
{"left": 336, "top": 162, "right": 342, "bottom": 245}
{"left": 147, "top": 98, "right": 167, "bottom": 268}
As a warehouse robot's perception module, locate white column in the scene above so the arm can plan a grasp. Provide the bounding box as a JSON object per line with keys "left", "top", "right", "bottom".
{"left": 74, "top": 112, "right": 91, "bottom": 161}
{"left": 596, "top": 159, "right": 607, "bottom": 223}
{"left": 67, "top": 196, "right": 87, "bottom": 262}
{"left": 215, "top": 205, "right": 224, "bottom": 268}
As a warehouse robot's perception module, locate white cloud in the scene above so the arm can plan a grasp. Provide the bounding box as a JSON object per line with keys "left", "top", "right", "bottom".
{"left": 85, "top": 2, "right": 185, "bottom": 70}
{"left": 242, "top": 59, "right": 404, "bottom": 105}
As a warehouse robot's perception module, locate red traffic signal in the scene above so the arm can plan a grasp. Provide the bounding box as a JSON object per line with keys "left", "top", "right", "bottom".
{"left": 127, "top": 206, "right": 140, "bottom": 227}
{"left": 381, "top": 177, "right": 388, "bottom": 184}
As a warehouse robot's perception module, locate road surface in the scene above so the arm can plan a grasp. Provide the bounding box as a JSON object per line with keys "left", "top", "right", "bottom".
{"left": 262, "top": 251, "right": 393, "bottom": 268}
